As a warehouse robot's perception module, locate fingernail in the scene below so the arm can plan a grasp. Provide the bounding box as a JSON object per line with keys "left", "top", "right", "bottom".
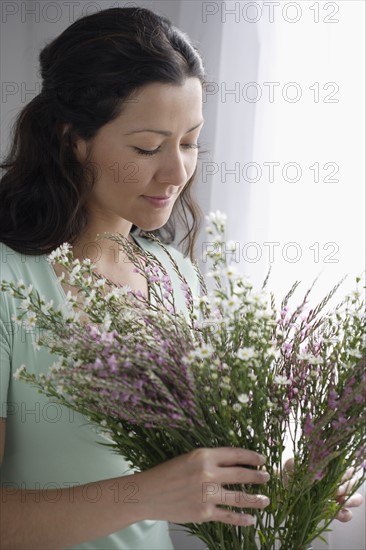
{"left": 258, "top": 495, "right": 270, "bottom": 506}
{"left": 259, "top": 455, "right": 266, "bottom": 465}
{"left": 262, "top": 472, "right": 270, "bottom": 482}
{"left": 246, "top": 516, "right": 256, "bottom": 525}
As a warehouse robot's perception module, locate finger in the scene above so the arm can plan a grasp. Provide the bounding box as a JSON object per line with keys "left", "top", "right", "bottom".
{"left": 335, "top": 508, "right": 353, "bottom": 523}
{"left": 207, "top": 507, "right": 257, "bottom": 527}
{"left": 214, "top": 448, "right": 266, "bottom": 468}
{"left": 340, "top": 467, "right": 355, "bottom": 483}
{"left": 336, "top": 476, "right": 357, "bottom": 497}
{"left": 211, "top": 489, "right": 270, "bottom": 510}
{"left": 336, "top": 492, "right": 364, "bottom": 508}
{"left": 218, "top": 466, "right": 270, "bottom": 486}
{"left": 284, "top": 457, "right": 294, "bottom": 473}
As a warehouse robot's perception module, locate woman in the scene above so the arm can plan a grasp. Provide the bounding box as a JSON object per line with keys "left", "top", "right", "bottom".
{"left": 0, "top": 6, "right": 361, "bottom": 550}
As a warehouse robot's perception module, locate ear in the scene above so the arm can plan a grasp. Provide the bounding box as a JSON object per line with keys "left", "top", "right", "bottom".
{"left": 59, "top": 122, "right": 88, "bottom": 162}
{"left": 73, "top": 135, "right": 88, "bottom": 163}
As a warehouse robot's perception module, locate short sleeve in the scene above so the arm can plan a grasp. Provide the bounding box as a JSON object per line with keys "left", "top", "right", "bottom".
{"left": 164, "top": 245, "right": 202, "bottom": 301}
{"left": 0, "top": 292, "right": 11, "bottom": 418}
{"left": 181, "top": 256, "right": 201, "bottom": 300}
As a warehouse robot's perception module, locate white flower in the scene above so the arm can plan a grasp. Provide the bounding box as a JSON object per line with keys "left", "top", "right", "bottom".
{"left": 94, "top": 278, "right": 107, "bottom": 288}
{"left": 225, "top": 240, "right": 237, "bottom": 252}
{"left": 233, "top": 403, "right": 242, "bottom": 412}
{"left": 41, "top": 300, "right": 54, "bottom": 315}
{"left": 237, "top": 393, "right": 249, "bottom": 404}
{"left": 254, "top": 309, "right": 267, "bottom": 320}
{"left": 14, "top": 364, "right": 27, "bottom": 380}
{"left": 68, "top": 264, "right": 81, "bottom": 282}
{"left": 267, "top": 346, "right": 278, "bottom": 358}
{"left": 309, "top": 356, "right": 323, "bottom": 365}
{"left": 57, "top": 272, "right": 66, "bottom": 283}
{"left": 24, "top": 312, "right": 37, "bottom": 329}
{"left": 15, "top": 279, "right": 25, "bottom": 289}
{"left": 206, "top": 269, "right": 221, "bottom": 278}
{"left": 20, "top": 298, "right": 31, "bottom": 310}
{"left": 32, "top": 340, "right": 41, "bottom": 352}
{"left": 65, "top": 290, "right": 77, "bottom": 304}
{"left": 274, "top": 375, "right": 291, "bottom": 386}
{"left": 222, "top": 264, "right": 239, "bottom": 278}
{"left": 196, "top": 344, "right": 214, "bottom": 359}
{"left": 221, "top": 399, "right": 228, "bottom": 406}
{"left": 211, "top": 234, "right": 223, "bottom": 245}
{"left": 248, "top": 372, "right": 257, "bottom": 382}
{"left": 205, "top": 210, "right": 227, "bottom": 225}
{"left": 102, "top": 313, "right": 112, "bottom": 331}
{"left": 105, "top": 287, "right": 129, "bottom": 301}
{"left": 296, "top": 352, "right": 322, "bottom": 365}
{"left": 348, "top": 349, "right": 363, "bottom": 359}
{"left": 11, "top": 313, "right": 22, "bottom": 325}
{"left": 224, "top": 295, "right": 240, "bottom": 311}
{"left": 237, "top": 347, "right": 256, "bottom": 361}
{"left": 47, "top": 243, "right": 71, "bottom": 263}
{"left": 50, "top": 361, "right": 63, "bottom": 373}
{"left": 23, "top": 284, "right": 34, "bottom": 297}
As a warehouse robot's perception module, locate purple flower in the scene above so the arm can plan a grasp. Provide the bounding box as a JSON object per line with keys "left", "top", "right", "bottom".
{"left": 92, "top": 358, "right": 104, "bottom": 370}
{"left": 304, "top": 414, "right": 314, "bottom": 436}
{"left": 332, "top": 414, "right": 347, "bottom": 429}
{"left": 328, "top": 388, "right": 338, "bottom": 408}
{"left": 313, "top": 470, "right": 326, "bottom": 481}
{"left": 87, "top": 325, "right": 101, "bottom": 339}
{"left": 106, "top": 356, "right": 119, "bottom": 374}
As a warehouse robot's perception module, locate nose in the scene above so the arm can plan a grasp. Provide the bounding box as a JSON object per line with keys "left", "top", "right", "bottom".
{"left": 155, "top": 146, "right": 191, "bottom": 188}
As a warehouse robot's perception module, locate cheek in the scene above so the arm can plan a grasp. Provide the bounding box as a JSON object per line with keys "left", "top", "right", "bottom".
{"left": 94, "top": 148, "right": 145, "bottom": 191}
{"left": 119, "top": 162, "right": 146, "bottom": 189}
{"left": 186, "top": 155, "right": 198, "bottom": 179}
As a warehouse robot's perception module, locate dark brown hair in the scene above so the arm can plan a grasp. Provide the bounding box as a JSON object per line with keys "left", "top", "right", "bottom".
{"left": 0, "top": 7, "right": 206, "bottom": 260}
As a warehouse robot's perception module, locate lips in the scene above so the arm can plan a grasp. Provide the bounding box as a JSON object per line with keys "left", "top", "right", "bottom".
{"left": 142, "top": 195, "right": 174, "bottom": 208}
{"left": 144, "top": 195, "right": 172, "bottom": 199}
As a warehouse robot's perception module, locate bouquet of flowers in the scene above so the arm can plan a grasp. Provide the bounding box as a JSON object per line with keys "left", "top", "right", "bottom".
{"left": 1, "top": 211, "right": 365, "bottom": 550}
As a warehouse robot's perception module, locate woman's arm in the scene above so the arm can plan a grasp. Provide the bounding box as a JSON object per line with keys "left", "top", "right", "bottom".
{"left": 0, "top": 442, "right": 270, "bottom": 549}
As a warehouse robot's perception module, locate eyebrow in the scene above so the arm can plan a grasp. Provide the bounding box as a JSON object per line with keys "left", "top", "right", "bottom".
{"left": 124, "top": 120, "right": 204, "bottom": 136}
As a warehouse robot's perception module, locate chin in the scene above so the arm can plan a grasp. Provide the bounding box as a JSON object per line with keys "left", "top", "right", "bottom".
{"left": 138, "top": 222, "right": 167, "bottom": 232}
{"left": 134, "top": 216, "right": 170, "bottom": 233}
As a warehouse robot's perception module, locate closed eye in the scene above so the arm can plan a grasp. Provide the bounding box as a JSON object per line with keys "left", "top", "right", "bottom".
{"left": 133, "top": 143, "right": 201, "bottom": 157}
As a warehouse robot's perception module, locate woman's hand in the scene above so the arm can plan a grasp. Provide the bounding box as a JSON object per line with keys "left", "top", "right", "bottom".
{"left": 134, "top": 447, "right": 270, "bottom": 526}
{"left": 334, "top": 466, "right": 364, "bottom": 522}
{"left": 284, "top": 458, "right": 364, "bottom": 522}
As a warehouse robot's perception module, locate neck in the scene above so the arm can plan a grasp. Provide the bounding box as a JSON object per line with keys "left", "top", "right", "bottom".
{"left": 72, "top": 223, "right": 134, "bottom": 270}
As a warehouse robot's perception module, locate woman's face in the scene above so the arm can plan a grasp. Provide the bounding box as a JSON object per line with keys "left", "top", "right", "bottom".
{"left": 75, "top": 77, "right": 204, "bottom": 232}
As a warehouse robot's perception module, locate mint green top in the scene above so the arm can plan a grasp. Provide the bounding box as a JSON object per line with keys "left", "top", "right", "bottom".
{"left": 0, "top": 234, "right": 200, "bottom": 549}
